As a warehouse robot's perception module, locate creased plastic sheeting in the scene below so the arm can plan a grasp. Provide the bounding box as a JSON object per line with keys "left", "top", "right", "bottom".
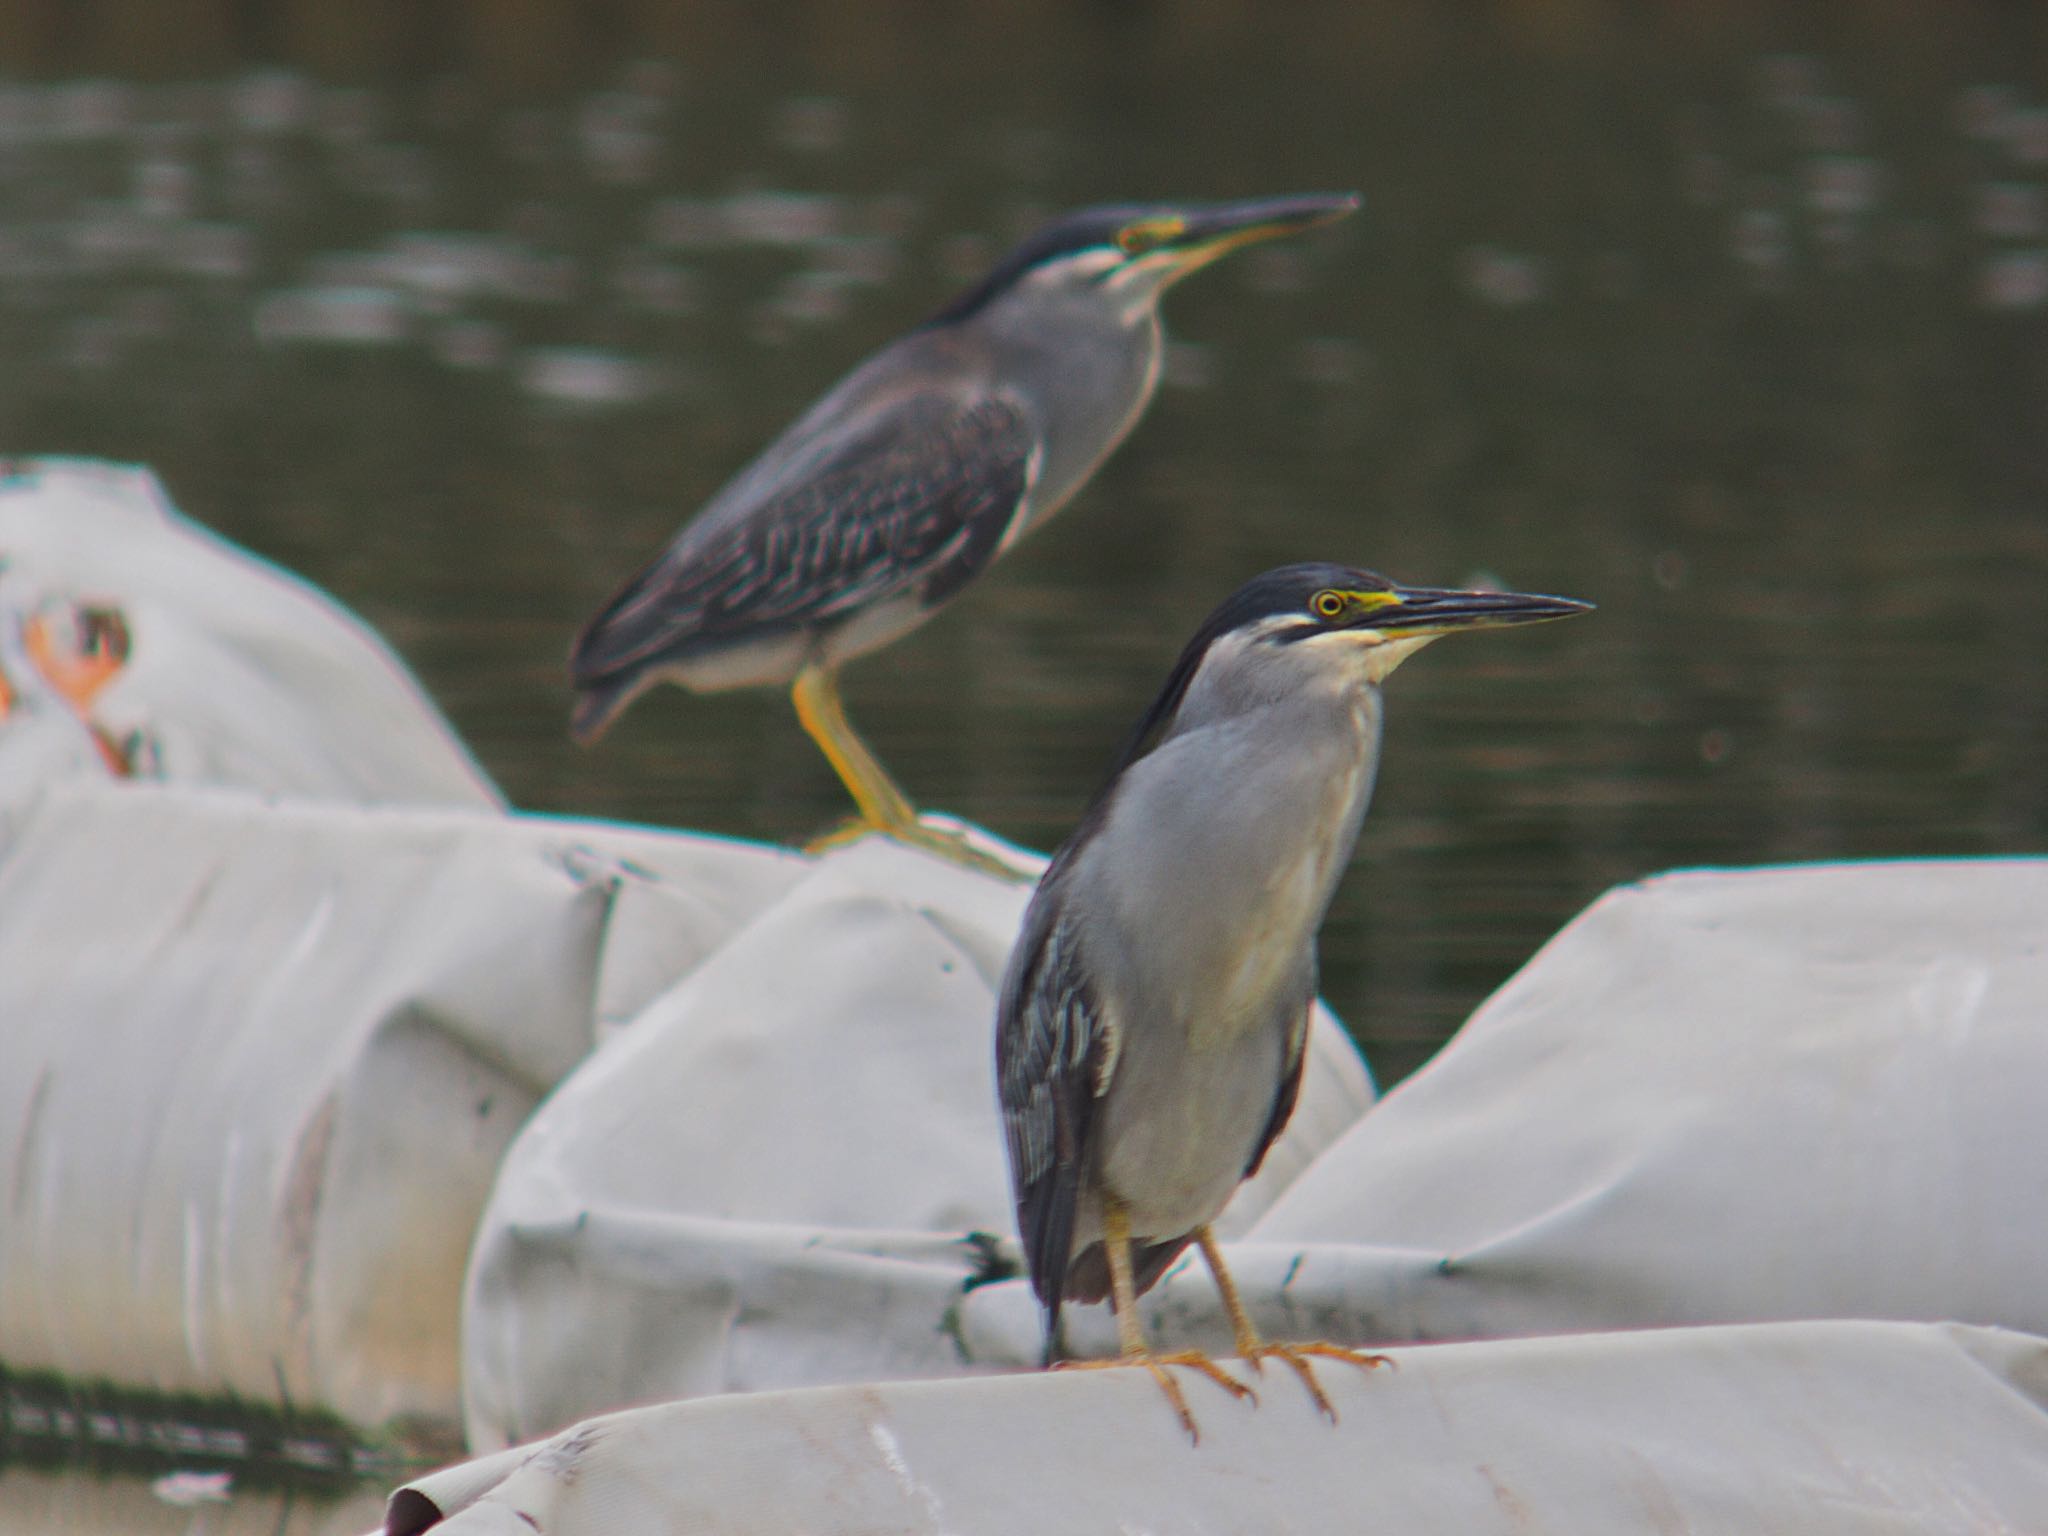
{"left": 959, "top": 858, "right": 2048, "bottom": 1363}
{"left": 391, "top": 1321, "right": 2048, "bottom": 1535}
{"left": 0, "top": 781, "right": 805, "bottom": 1436}
{"left": 0, "top": 457, "right": 501, "bottom": 806}
{"left": 460, "top": 838, "right": 1376, "bottom": 1451}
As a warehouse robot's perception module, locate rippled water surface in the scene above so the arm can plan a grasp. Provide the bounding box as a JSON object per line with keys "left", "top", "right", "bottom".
{"left": 5, "top": 2, "right": 2048, "bottom": 1518}
{"left": 4, "top": 10, "right": 2046, "bottom": 1109}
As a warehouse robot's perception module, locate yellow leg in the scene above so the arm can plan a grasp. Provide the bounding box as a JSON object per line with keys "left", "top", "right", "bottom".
{"left": 1194, "top": 1226, "right": 1392, "bottom": 1424}
{"left": 790, "top": 663, "right": 1035, "bottom": 882}
{"left": 791, "top": 663, "right": 918, "bottom": 831}
{"left": 1054, "top": 1200, "right": 1253, "bottom": 1445}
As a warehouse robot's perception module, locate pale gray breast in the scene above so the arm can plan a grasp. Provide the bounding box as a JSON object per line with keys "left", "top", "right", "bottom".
{"left": 1075, "top": 683, "right": 1382, "bottom": 1053}
{"left": 1070, "top": 686, "right": 1376, "bottom": 1235}
{"left": 976, "top": 296, "right": 1163, "bottom": 540}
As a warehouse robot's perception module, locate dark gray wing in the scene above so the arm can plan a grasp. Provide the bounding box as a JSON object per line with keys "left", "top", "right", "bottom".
{"left": 571, "top": 391, "right": 1035, "bottom": 684}
{"left": 995, "top": 870, "right": 1114, "bottom": 1356}
{"left": 1242, "top": 995, "right": 1314, "bottom": 1183}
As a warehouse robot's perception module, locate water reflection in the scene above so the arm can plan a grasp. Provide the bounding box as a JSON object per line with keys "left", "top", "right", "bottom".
{"left": 4, "top": 4, "right": 2047, "bottom": 1519}
{"left": 0, "top": 1466, "right": 383, "bottom": 1535}
{"left": 2, "top": 12, "right": 2044, "bottom": 1088}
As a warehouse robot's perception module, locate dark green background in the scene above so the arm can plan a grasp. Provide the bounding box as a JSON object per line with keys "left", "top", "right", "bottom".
{"left": 4, "top": 4, "right": 2045, "bottom": 1090}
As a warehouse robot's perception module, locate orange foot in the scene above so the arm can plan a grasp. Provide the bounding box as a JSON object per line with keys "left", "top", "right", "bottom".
{"left": 803, "top": 814, "right": 1036, "bottom": 882}
{"left": 1240, "top": 1340, "right": 1393, "bottom": 1423}
{"left": 1057, "top": 1349, "right": 1256, "bottom": 1444}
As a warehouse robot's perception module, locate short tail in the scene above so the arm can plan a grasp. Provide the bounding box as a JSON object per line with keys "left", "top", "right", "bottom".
{"left": 1034, "top": 1237, "right": 1192, "bottom": 1365}
{"left": 570, "top": 544, "right": 696, "bottom": 744}
{"left": 1057, "top": 1235, "right": 1195, "bottom": 1304}
{"left": 567, "top": 670, "right": 641, "bottom": 744}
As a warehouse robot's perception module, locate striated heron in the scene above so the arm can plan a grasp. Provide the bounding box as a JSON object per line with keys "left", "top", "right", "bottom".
{"left": 996, "top": 562, "right": 1590, "bottom": 1438}
{"left": 568, "top": 195, "right": 1360, "bottom": 869}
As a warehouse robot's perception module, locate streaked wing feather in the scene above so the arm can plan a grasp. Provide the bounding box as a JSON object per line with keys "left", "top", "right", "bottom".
{"left": 572, "top": 392, "right": 1033, "bottom": 682}
{"left": 995, "top": 874, "right": 1112, "bottom": 1345}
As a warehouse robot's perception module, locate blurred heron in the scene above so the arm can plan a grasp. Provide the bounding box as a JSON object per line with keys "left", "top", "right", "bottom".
{"left": 568, "top": 194, "right": 1360, "bottom": 869}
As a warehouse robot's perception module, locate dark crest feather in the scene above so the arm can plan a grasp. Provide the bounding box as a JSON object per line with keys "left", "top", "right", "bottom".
{"left": 1104, "top": 561, "right": 1386, "bottom": 775}
{"left": 923, "top": 204, "right": 1167, "bottom": 327}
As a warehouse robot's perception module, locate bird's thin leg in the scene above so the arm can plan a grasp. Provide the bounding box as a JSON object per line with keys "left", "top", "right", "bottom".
{"left": 1054, "top": 1201, "right": 1253, "bottom": 1444}
{"left": 1194, "top": 1225, "right": 1391, "bottom": 1424}
{"left": 791, "top": 663, "right": 919, "bottom": 832}
{"left": 791, "top": 663, "right": 1035, "bottom": 881}
{"left": 1193, "top": 1226, "right": 1267, "bottom": 1361}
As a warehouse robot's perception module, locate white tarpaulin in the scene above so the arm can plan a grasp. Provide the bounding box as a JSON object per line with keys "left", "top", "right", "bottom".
{"left": 6, "top": 454, "right": 2042, "bottom": 1526}
{"left": 0, "top": 772, "right": 1368, "bottom": 1448}
{"left": 0, "top": 781, "right": 804, "bottom": 1436}
{"left": 0, "top": 457, "right": 500, "bottom": 807}
{"left": 459, "top": 837, "right": 1376, "bottom": 1450}
{"left": 0, "top": 454, "right": 1374, "bottom": 1446}
{"left": 386, "top": 1320, "right": 2048, "bottom": 1535}
{"left": 960, "top": 857, "right": 2048, "bottom": 1363}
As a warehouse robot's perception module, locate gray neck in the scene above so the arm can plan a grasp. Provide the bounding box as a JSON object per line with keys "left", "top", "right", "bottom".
{"left": 1179, "top": 679, "right": 1384, "bottom": 895}
{"left": 974, "top": 289, "right": 1164, "bottom": 527}
{"left": 1077, "top": 676, "right": 1384, "bottom": 1026}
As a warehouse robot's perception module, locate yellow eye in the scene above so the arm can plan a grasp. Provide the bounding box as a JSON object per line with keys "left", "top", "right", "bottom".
{"left": 1312, "top": 590, "right": 1346, "bottom": 620}
{"left": 1116, "top": 217, "right": 1185, "bottom": 256}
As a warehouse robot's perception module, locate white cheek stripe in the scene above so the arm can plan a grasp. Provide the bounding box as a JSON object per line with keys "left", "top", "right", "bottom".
{"left": 995, "top": 441, "right": 1046, "bottom": 556}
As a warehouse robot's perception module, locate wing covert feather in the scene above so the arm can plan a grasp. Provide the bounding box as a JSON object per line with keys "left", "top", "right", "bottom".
{"left": 995, "top": 877, "right": 1112, "bottom": 1337}
{"left": 572, "top": 391, "right": 1034, "bottom": 682}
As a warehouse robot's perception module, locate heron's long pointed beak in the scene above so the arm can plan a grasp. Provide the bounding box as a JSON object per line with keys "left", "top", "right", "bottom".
{"left": 1183, "top": 192, "right": 1362, "bottom": 245}
{"left": 1359, "top": 585, "right": 1594, "bottom": 637}
{"left": 1161, "top": 192, "right": 1361, "bottom": 278}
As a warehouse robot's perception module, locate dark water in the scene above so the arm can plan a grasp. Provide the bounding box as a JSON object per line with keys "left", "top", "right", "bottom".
{"left": 5, "top": 10, "right": 2047, "bottom": 1099}
{"left": 3, "top": 1, "right": 2046, "bottom": 1518}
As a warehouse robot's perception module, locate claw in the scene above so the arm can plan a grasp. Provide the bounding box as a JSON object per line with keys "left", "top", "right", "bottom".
{"left": 1056, "top": 1349, "right": 1255, "bottom": 1445}
{"left": 804, "top": 814, "right": 1037, "bottom": 882}
{"left": 1239, "top": 1341, "right": 1393, "bottom": 1423}
{"left": 804, "top": 814, "right": 876, "bottom": 856}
